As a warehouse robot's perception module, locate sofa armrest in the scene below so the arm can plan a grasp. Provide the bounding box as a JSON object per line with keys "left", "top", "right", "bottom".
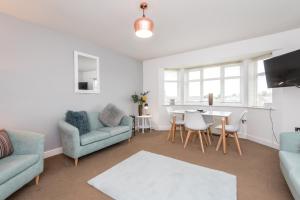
{"left": 120, "top": 116, "right": 133, "bottom": 129}
{"left": 7, "top": 130, "right": 45, "bottom": 157}
{"left": 280, "top": 132, "right": 300, "bottom": 153}
{"left": 58, "top": 120, "right": 81, "bottom": 159}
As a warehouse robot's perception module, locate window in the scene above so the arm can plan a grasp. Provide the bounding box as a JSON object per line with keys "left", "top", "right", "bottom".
{"left": 203, "top": 67, "right": 221, "bottom": 101}
{"left": 224, "top": 66, "right": 240, "bottom": 102}
{"left": 255, "top": 59, "right": 272, "bottom": 106}
{"left": 183, "top": 64, "right": 241, "bottom": 104}
{"left": 186, "top": 70, "right": 201, "bottom": 101}
{"left": 164, "top": 70, "right": 180, "bottom": 104}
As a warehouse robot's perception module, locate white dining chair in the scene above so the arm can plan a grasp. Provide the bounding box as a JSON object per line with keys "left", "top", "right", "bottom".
{"left": 166, "top": 107, "right": 185, "bottom": 143}
{"left": 215, "top": 110, "right": 247, "bottom": 155}
{"left": 184, "top": 111, "right": 210, "bottom": 152}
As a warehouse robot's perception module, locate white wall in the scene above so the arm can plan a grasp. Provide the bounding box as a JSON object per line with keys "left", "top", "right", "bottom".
{"left": 0, "top": 13, "right": 142, "bottom": 151}
{"left": 143, "top": 28, "right": 300, "bottom": 149}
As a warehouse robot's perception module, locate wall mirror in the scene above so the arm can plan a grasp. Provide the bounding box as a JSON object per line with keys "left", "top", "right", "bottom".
{"left": 74, "top": 51, "right": 100, "bottom": 94}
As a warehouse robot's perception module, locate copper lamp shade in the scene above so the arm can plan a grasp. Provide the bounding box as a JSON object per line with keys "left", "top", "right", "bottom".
{"left": 134, "top": 2, "right": 154, "bottom": 38}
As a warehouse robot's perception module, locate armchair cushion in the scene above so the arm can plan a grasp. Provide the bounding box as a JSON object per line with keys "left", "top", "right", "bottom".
{"left": 97, "top": 126, "right": 130, "bottom": 136}
{"left": 99, "top": 104, "right": 125, "bottom": 127}
{"left": 0, "top": 130, "right": 14, "bottom": 159}
{"left": 0, "top": 154, "right": 39, "bottom": 184}
{"left": 80, "top": 131, "right": 110, "bottom": 146}
{"left": 65, "top": 111, "right": 90, "bottom": 135}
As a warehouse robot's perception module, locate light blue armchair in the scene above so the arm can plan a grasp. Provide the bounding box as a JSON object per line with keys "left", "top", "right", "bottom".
{"left": 58, "top": 112, "right": 132, "bottom": 166}
{"left": 279, "top": 132, "right": 300, "bottom": 200}
{"left": 0, "top": 130, "right": 45, "bottom": 200}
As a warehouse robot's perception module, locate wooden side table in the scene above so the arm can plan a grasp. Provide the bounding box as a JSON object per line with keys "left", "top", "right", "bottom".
{"left": 136, "top": 115, "right": 152, "bottom": 133}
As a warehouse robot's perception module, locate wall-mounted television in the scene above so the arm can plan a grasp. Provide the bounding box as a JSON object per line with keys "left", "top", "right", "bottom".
{"left": 78, "top": 82, "right": 88, "bottom": 90}
{"left": 264, "top": 49, "right": 300, "bottom": 88}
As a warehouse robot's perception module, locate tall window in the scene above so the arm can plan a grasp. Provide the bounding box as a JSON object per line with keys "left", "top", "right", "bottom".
{"left": 203, "top": 67, "right": 221, "bottom": 101}
{"left": 187, "top": 70, "right": 201, "bottom": 102}
{"left": 164, "top": 70, "right": 180, "bottom": 104}
{"left": 224, "top": 65, "right": 240, "bottom": 102}
{"left": 256, "top": 59, "right": 272, "bottom": 106}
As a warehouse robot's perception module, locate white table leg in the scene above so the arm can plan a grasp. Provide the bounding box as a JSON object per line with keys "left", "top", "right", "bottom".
{"left": 142, "top": 118, "right": 145, "bottom": 134}
{"left": 149, "top": 118, "right": 152, "bottom": 133}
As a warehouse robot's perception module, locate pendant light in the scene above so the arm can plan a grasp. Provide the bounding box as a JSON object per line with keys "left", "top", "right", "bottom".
{"left": 134, "top": 2, "right": 154, "bottom": 38}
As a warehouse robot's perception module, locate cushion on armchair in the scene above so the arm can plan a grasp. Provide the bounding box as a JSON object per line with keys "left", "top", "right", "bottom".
{"left": 99, "top": 104, "right": 125, "bottom": 127}
{"left": 65, "top": 111, "right": 90, "bottom": 135}
{"left": 0, "top": 129, "right": 14, "bottom": 159}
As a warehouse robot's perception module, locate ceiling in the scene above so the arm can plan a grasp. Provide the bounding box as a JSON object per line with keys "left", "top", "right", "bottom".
{"left": 1, "top": 0, "right": 300, "bottom": 60}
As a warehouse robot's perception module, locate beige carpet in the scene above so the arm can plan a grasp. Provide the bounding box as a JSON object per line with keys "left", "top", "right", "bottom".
{"left": 9, "top": 131, "right": 293, "bottom": 200}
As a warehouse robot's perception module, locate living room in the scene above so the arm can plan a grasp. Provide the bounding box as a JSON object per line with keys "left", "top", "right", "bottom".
{"left": 0, "top": 1, "right": 300, "bottom": 200}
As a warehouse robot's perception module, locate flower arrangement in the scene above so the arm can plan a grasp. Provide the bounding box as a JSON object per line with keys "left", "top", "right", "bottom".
{"left": 131, "top": 91, "right": 150, "bottom": 105}
{"left": 131, "top": 91, "right": 150, "bottom": 115}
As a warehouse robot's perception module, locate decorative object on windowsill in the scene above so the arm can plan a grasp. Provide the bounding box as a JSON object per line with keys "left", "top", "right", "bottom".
{"left": 208, "top": 93, "right": 213, "bottom": 106}
{"left": 169, "top": 99, "right": 175, "bottom": 106}
{"left": 131, "top": 91, "right": 150, "bottom": 116}
{"left": 134, "top": 2, "right": 154, "bottom": 38}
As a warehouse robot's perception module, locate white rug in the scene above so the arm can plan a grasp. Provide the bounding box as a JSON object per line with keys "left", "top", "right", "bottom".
{"left": 88, "top": 151, "right": 236, "bottom": 200}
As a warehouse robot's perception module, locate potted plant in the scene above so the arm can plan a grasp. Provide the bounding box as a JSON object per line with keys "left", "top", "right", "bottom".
{"left": 131, "top": 91, "right": 150, "bottom": 116}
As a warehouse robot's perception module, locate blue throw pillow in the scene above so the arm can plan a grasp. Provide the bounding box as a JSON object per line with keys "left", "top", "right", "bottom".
{"left": 65, "top": 111, "right": 90, "bottom": 135}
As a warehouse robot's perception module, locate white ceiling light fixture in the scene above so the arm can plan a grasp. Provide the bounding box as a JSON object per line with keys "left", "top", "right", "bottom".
{"left": 134, "top": 2, "right": 154, "bottom": 38}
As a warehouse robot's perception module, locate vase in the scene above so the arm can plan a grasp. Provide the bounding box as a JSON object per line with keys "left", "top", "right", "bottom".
{"left": 138, "top": 104, "right": 143, "bottom": 116}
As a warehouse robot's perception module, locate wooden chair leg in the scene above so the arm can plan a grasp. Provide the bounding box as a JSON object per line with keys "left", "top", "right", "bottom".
{"left": 180, "top": 125, "right": 184, "bottom": 143}
{"left": 74, "top": 158, "right": 78, "bottom": 167}
{"left": 198, "top": 131, "right": 205, "bottom": 153}
{"left": 202, "top": 132, "right": 208, "bottom": 146}
{"left": 128, "top": 138, "right": 131, "bottom": 142}
{"left": 208, "top": 127, "right": 213, "bottom": 142}
{"left": 167, "top": 123, "right": 173, "bottom": 141}
{"left": 184, "top": 130, "right": 192, "bottom": 149}
{"left": 207, "top": 128, "right": 212, "bottom": 145}
{"left": 216, "top": 134, "right": 222, "bottom": 151}
{"left": 172, "top": 125, "right": 176, "bottom": 142}
{"left": 35, "top": 175, "right": 40, "bottom": 185}
{"left": 233, "top": 132, "right": 242, "bottom": 156}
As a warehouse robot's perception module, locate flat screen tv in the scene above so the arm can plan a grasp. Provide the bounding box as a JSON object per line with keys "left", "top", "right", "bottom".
{"left": 264, "top": 49, "right": 300, "bottom": 88}
{"left": 78, "top": 82, "right": 88, "bottom": 90}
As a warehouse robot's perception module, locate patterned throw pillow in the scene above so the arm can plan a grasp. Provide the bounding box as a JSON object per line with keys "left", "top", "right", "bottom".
{"left": 0, "top": 130, "right": 14, "bottom": 159}
{"left": 65, "top": 111, "right": 90, "bottom": 135}
{"left": 99, "top": 104, "right": 125, "bottom": 127}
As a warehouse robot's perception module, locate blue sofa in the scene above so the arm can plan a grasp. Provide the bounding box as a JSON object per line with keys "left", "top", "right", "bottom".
{"left": 0, "top": 130, "right": 44, "bottom": 200}
{"left": 58, "top": 112, "right": 132, "bottom": 166}
{"left": 279, "top": 132, "right": 300, "bottom": 200}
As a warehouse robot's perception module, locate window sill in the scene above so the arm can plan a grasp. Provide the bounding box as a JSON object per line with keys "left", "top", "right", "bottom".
{"left": 162, "top": 104, "right": 275, "bottom": 110}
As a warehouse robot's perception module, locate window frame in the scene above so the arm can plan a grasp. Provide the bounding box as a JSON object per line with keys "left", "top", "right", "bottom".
{"left": 183, "top": 63, "right": 242, "bottom": 104}
{"left": 163, "top": 69, "right": 181, "bottom": 104}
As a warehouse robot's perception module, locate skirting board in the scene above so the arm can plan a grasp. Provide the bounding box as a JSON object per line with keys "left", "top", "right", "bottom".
{"left": 44, "top": 147, "right": 63, "bottom": 158}
{"left": 246, "top": 135, "right": 279, "bottom": 149}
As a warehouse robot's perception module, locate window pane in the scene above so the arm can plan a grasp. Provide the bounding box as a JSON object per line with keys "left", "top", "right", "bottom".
{"left": 203, "top": 67, "right": 220, "bottom": 79}
{"left": 257, "top": 75, "right": 272, "bottom": 106}
{"left": 203, "top": 80, "right": 220, "bottom": 100}
{"left": 257, "top": 60, "right": 265, "bottom": 74}
{"left": 164, "top": 70, "right": 178, "bottom": 81}
{"left": 188, "top": 71, "right": 200, "bottom": 80}
{"left": 225, "top": 66, "right": 240, "bottom": 77}
{"left": 224, "top": 79, "right": 240, "bottom": 102}
{"left": 164, "top": 82, "right": 178, "bottom": 97}
{"left": 188, "top": 82, "right": 200, "bottom": 97}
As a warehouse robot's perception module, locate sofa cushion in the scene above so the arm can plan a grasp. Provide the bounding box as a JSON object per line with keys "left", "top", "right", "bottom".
{"left": 99, "top": 104, "right": 125, "bottom": 127}
{"left": 289, "top": 168, "right": 300, "bottom": 198}
{"left": 279, "top": 151, "right": 300, "bottom": 170}
{"left": 97, "top": 126, "right": 130, "bottom": 136}
{"left": 80, "top": 131, "right": 110, "bottom": 146}
{"left": 0, "top": 154, "right": 39, "bottom": 184}
{"left": 0, "top": 130, "right": 14, "bottom": 159}
{"left": 87, "top": 112, "right": 104, "bottom": 130}
{"left": 65, "top": 111, "right": 90, "bottom": 135}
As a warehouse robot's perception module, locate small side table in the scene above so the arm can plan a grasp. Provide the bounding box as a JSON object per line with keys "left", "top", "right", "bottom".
{"left": 136, "top": 115, "right": 152, "bottom": 134}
